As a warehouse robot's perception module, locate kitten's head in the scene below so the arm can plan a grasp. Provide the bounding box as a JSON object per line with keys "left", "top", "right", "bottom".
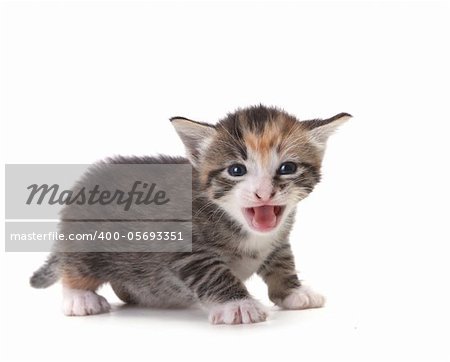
{"left": 171, "top": 105, "right": 351, "bottom": 234}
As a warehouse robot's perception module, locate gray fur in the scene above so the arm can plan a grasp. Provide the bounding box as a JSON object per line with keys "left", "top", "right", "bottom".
{"left": 30, "top": 105, "right": 350, "bottom": 318}
{"left": 30, "top": 253, "right": 60, "bottom": 288}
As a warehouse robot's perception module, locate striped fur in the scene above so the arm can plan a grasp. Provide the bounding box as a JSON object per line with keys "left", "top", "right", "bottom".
{"left": 30, "top": 105, "right": 350, "bottom": 323}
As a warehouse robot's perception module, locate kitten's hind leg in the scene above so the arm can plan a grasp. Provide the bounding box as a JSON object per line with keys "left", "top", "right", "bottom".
{"left": 62, "top": 274, "right": 110, "bottom": 316}
{"left": 111, "top": 282, "right": 136, "bottom": 304}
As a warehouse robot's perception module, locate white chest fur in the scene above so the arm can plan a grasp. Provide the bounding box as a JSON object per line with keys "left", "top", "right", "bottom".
{"left": 229, "top": 233, "right": 276, "bottom": 281}
{"left": 229, "top": 256, "right": 266, "bottom": 281}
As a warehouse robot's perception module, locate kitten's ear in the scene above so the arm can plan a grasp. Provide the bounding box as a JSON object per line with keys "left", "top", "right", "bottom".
{"left": 170, "top": 117, "right": 217, "bottom": 166}
{"left": 304, "top": 112, "right": 352, "bottom": 148}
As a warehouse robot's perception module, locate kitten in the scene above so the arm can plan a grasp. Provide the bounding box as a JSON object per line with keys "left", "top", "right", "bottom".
{"left": 30, "top": 105, "right": 351, "bottom": 324}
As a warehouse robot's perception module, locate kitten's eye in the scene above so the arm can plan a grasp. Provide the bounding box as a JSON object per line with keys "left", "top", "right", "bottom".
{"left": 278, "top": 162, "right": 297, "bottom": 175}
{"left": 228, "top": 164, "right": 247, "bottom": 177}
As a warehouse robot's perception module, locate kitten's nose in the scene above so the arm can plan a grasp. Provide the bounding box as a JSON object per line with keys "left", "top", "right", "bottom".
{"left": 255, "top": 189, "right": 276, "bottom": 202}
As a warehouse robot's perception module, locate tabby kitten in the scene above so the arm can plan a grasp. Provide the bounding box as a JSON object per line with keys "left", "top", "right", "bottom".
{"left": 31, "top": 105, "right": 351, "bottom": 324}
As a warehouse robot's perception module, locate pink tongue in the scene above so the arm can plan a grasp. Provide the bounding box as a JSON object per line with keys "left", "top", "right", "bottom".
{"left": 252, "top": 206, "right": 277, "bottom": 229}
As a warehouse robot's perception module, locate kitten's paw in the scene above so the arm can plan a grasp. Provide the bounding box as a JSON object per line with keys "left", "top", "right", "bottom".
{"left": 63, "top": 288, "right": 111, "bottom": 316}
{"left": 279, "top": 286, "right": 325, "bottom": 310}
{"left": 208, "top": 299, "right": 268, "bottom": 325}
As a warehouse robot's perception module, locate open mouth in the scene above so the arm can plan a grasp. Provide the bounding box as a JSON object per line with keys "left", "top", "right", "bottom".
{"left": 242, "top": 205, "right": 285, "bottom": 233}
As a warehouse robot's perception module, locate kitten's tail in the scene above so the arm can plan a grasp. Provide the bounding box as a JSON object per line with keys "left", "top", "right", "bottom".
{"left": 30, "top": 253, "right": 61, "bottom": 288}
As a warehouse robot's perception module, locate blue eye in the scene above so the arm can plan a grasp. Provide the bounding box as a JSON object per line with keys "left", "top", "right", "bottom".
{"left": 228, "top": 164, "right": 247, "bottom": 177}
{"left": 278, "top": 162, "right": 297, "bottom": 175}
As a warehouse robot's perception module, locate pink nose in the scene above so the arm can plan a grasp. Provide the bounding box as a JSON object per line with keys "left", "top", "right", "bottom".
{"left": 255, "top": 189, "right": 276, "bottom": 201}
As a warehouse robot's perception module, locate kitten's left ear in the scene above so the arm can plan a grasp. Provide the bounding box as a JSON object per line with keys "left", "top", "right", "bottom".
{"left": 170, "top": 117, "right": 217, "bottom": 167}
{"left": 304, "top": 112, "right": 352, "bottom": 148}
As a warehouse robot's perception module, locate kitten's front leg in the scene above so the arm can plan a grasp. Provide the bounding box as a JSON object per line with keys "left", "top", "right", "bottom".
{"left": 177, "top": 254, "right": 268, "bottom": 324}
{"left": 258, "top": 243, "right": 325, "bottom": 310}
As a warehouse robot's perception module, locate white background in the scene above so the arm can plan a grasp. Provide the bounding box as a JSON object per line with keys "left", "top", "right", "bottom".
{"left": 1, "top": 1, "right": 449, "bottom": 361}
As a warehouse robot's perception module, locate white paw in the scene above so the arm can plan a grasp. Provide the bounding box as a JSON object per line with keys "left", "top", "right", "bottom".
{"left": 208, "top": 299, "right": 268, "bottom": 325}
{"left": 279, "top": 286, "right": 325, "bottom": 310}
{"left": 62, "top": 287, "right": 111, "bottom": 316}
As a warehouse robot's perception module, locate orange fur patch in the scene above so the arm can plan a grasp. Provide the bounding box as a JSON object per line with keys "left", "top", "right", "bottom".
{"left": 243, "top": 118, "right": 286, "bottom": 164}
{"left": 62, "top": 273, "right": 103, "bottom": 291}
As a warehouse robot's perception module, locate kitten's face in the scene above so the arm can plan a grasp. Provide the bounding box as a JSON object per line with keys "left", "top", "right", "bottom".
{"left": 171, "top": 106, "right": 350, "bottom": 234}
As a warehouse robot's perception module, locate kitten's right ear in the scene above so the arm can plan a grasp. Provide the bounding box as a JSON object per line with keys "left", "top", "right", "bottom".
{"left": 170, "top": 117, "right": 217, "bottom": 167}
